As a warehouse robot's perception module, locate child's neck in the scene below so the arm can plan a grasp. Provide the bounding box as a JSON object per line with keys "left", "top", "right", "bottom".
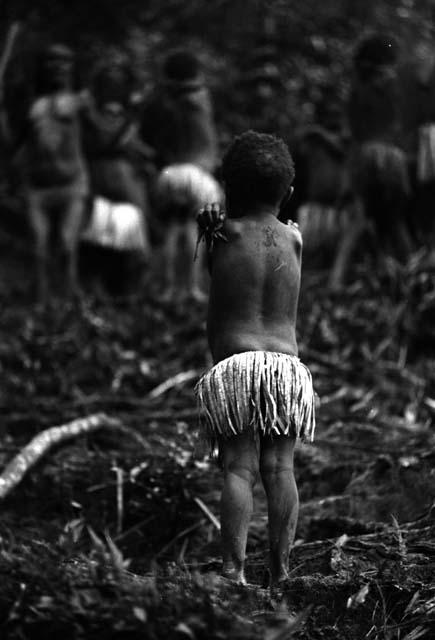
{"left": 229, "top": 202, "right": 278, "bottom": 219}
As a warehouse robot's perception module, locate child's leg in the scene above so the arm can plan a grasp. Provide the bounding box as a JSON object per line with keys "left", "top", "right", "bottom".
{"left": 219, "top": 431, "right": 259, "bottom": 584}
{"left": 260, "top": 435, "right": 298, "bottom": 584}
{"left": 329, "top": 198, "right": 365, "bottom": 290}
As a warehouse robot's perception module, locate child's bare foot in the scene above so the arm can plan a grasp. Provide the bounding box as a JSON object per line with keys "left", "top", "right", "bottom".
{"left": 269, "top": 556, "right": 291, "bottom": 585}
{"left": 271, "top": 570, "right": 289, "bottom": 585}
{"left": 222, "top": 563, "right": 247, "bottom": 585}
{"left": 263, "top": 566, "right": 289, "bottom": 589}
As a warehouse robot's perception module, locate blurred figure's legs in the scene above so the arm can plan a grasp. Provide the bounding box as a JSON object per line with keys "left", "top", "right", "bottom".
{"left": 61, "top": 193, "right": 87, "bottom": 299}
{"left": 27, "top": 190, "right": 49, "bottom": 304}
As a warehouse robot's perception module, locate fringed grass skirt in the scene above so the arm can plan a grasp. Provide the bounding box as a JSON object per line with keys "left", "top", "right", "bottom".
{"left": 156, "top": 163, "right": 222, "bottom": 221}
{"left": 196, "top": 351, "right": 316, "bottom": 452}
{"left": 353, "top": 141, "right": 411, "bottom": 200}
{"left": 297, "top": 203, "right": 350, "bottom": 252}
{"left": 82, "top": 196, "right": 149, "bottom": 252}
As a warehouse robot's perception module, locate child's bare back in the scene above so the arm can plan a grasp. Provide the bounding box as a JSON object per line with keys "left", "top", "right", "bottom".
{"left": 207, "top": 214, "right": 302, "bottom": 362}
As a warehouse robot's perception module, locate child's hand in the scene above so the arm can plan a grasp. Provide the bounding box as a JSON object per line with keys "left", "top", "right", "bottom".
{"left": 195, "top": 202, "right": 227, "bottom": 260}
{"left": 197, "top": 203, "right": 226, "bottom": 231}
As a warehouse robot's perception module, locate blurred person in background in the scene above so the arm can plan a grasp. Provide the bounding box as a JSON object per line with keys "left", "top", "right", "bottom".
{"left": 347, "top": 33, "right": 413, "bottom": 260}
{"left": 141, "top": 48, "right": 221, "bottom": 303}
{"left": 398, "top": 27, "right": 435, "bottom": 245}
{"left": 81, "top": 55, "right": 153, "bottom": 299}
{"left": 15, "top": 43, "right": 89, "bottom": 304}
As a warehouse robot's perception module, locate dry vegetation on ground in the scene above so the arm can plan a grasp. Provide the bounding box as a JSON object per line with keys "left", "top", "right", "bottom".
{"left": 0, "top": 236, "right": 435, "bottom": 639}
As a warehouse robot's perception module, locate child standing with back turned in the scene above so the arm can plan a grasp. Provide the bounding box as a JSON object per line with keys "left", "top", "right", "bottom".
{"left": 196, "top": 131, "right": 316, "bottom": 586}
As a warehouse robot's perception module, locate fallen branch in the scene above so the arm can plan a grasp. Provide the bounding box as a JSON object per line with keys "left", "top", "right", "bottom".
{"left": 0, "top": 413, "right": 145, "bottom": 501}
{"left": 194, "top": 496, "right": 221, "bottom": 531}
{"left": 146, "top": 370, "right": 199, "bottom": 400}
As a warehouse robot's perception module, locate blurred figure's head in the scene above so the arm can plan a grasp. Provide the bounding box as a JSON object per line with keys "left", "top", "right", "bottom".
{"left": 162, "top": 49, "right": 204, "bottom": 90}
{"left": 39, "top": 43, "right": 75, "bottom": 91}
{"left": 248, "top": 63, "right": 282, "bottom": 102}
{"left": 242, "top": 42, "right": 283, "bottom": 106}
{"left": 92, "top": 54, "right": 134, "bottom": 106}
{"left": 222, "top": 130, "right": 295, "bottom": 211}
{"left": 353, "top": 33, "right": 399, "bottom": 81}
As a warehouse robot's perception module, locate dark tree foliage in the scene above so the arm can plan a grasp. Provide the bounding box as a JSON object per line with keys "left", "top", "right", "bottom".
{"left": 1, "top": 0, "right": 435, "bottom": 145}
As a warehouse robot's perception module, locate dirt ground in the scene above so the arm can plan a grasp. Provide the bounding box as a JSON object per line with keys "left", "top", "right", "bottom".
{"left": 0, "top": 226, "right": 435, "bottom": 639}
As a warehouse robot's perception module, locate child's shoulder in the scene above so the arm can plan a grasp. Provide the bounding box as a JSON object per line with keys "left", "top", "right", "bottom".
{"left": 267, "top": 217, "right": 302, "bottom": 245}
{"left": 283, "top": 219, "right": 303, "bottom": 243}
{"left": 271, "top": 218, "right": 303, "bottom": 256}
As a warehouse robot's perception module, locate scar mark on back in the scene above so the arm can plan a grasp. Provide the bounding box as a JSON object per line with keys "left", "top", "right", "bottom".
{"left": 263, "top": 225, "right": 278, "bottom": 247}
{"left": 274, "top": 260, "right": 287, "bottom": 271}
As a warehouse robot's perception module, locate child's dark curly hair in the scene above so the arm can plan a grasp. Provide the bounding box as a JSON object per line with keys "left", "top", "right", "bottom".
{"left": 222, "top": 130, "right": 295, "bottom": 209}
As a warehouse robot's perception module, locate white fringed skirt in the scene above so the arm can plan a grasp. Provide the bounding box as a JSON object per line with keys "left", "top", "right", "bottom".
{"left": 82, "top": 196, "right": 148, "bottom": 252}
{"left": 196, "top": 351, "right": 316, "bottom": 451}
{"left": 156, "top": 163, "right": 222, "bottom": 220}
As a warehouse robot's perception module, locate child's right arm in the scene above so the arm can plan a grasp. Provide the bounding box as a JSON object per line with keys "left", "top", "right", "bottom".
{"left": 195, "top": 202, "right": 227, "bottom": 270}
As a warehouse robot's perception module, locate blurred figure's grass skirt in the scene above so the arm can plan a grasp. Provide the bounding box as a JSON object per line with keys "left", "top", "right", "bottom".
{"left": 196, "top": 351, "right": 316, "bottom": 452}
{"left": 156, "top": 163, "right": 222, "bottom": 220}
{"left": 298, "top": 203, "right": 350, "bottom": 251}
{"left": 82, "top": 196, "right": 149, "bottom": 253}
{"left": 354, "top": 141, "right": 411, "bottom": 198}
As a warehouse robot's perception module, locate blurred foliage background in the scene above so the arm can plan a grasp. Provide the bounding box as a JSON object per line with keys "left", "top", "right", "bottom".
{"left": 1, "top": 0, "right": 435, "bottom": 146}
